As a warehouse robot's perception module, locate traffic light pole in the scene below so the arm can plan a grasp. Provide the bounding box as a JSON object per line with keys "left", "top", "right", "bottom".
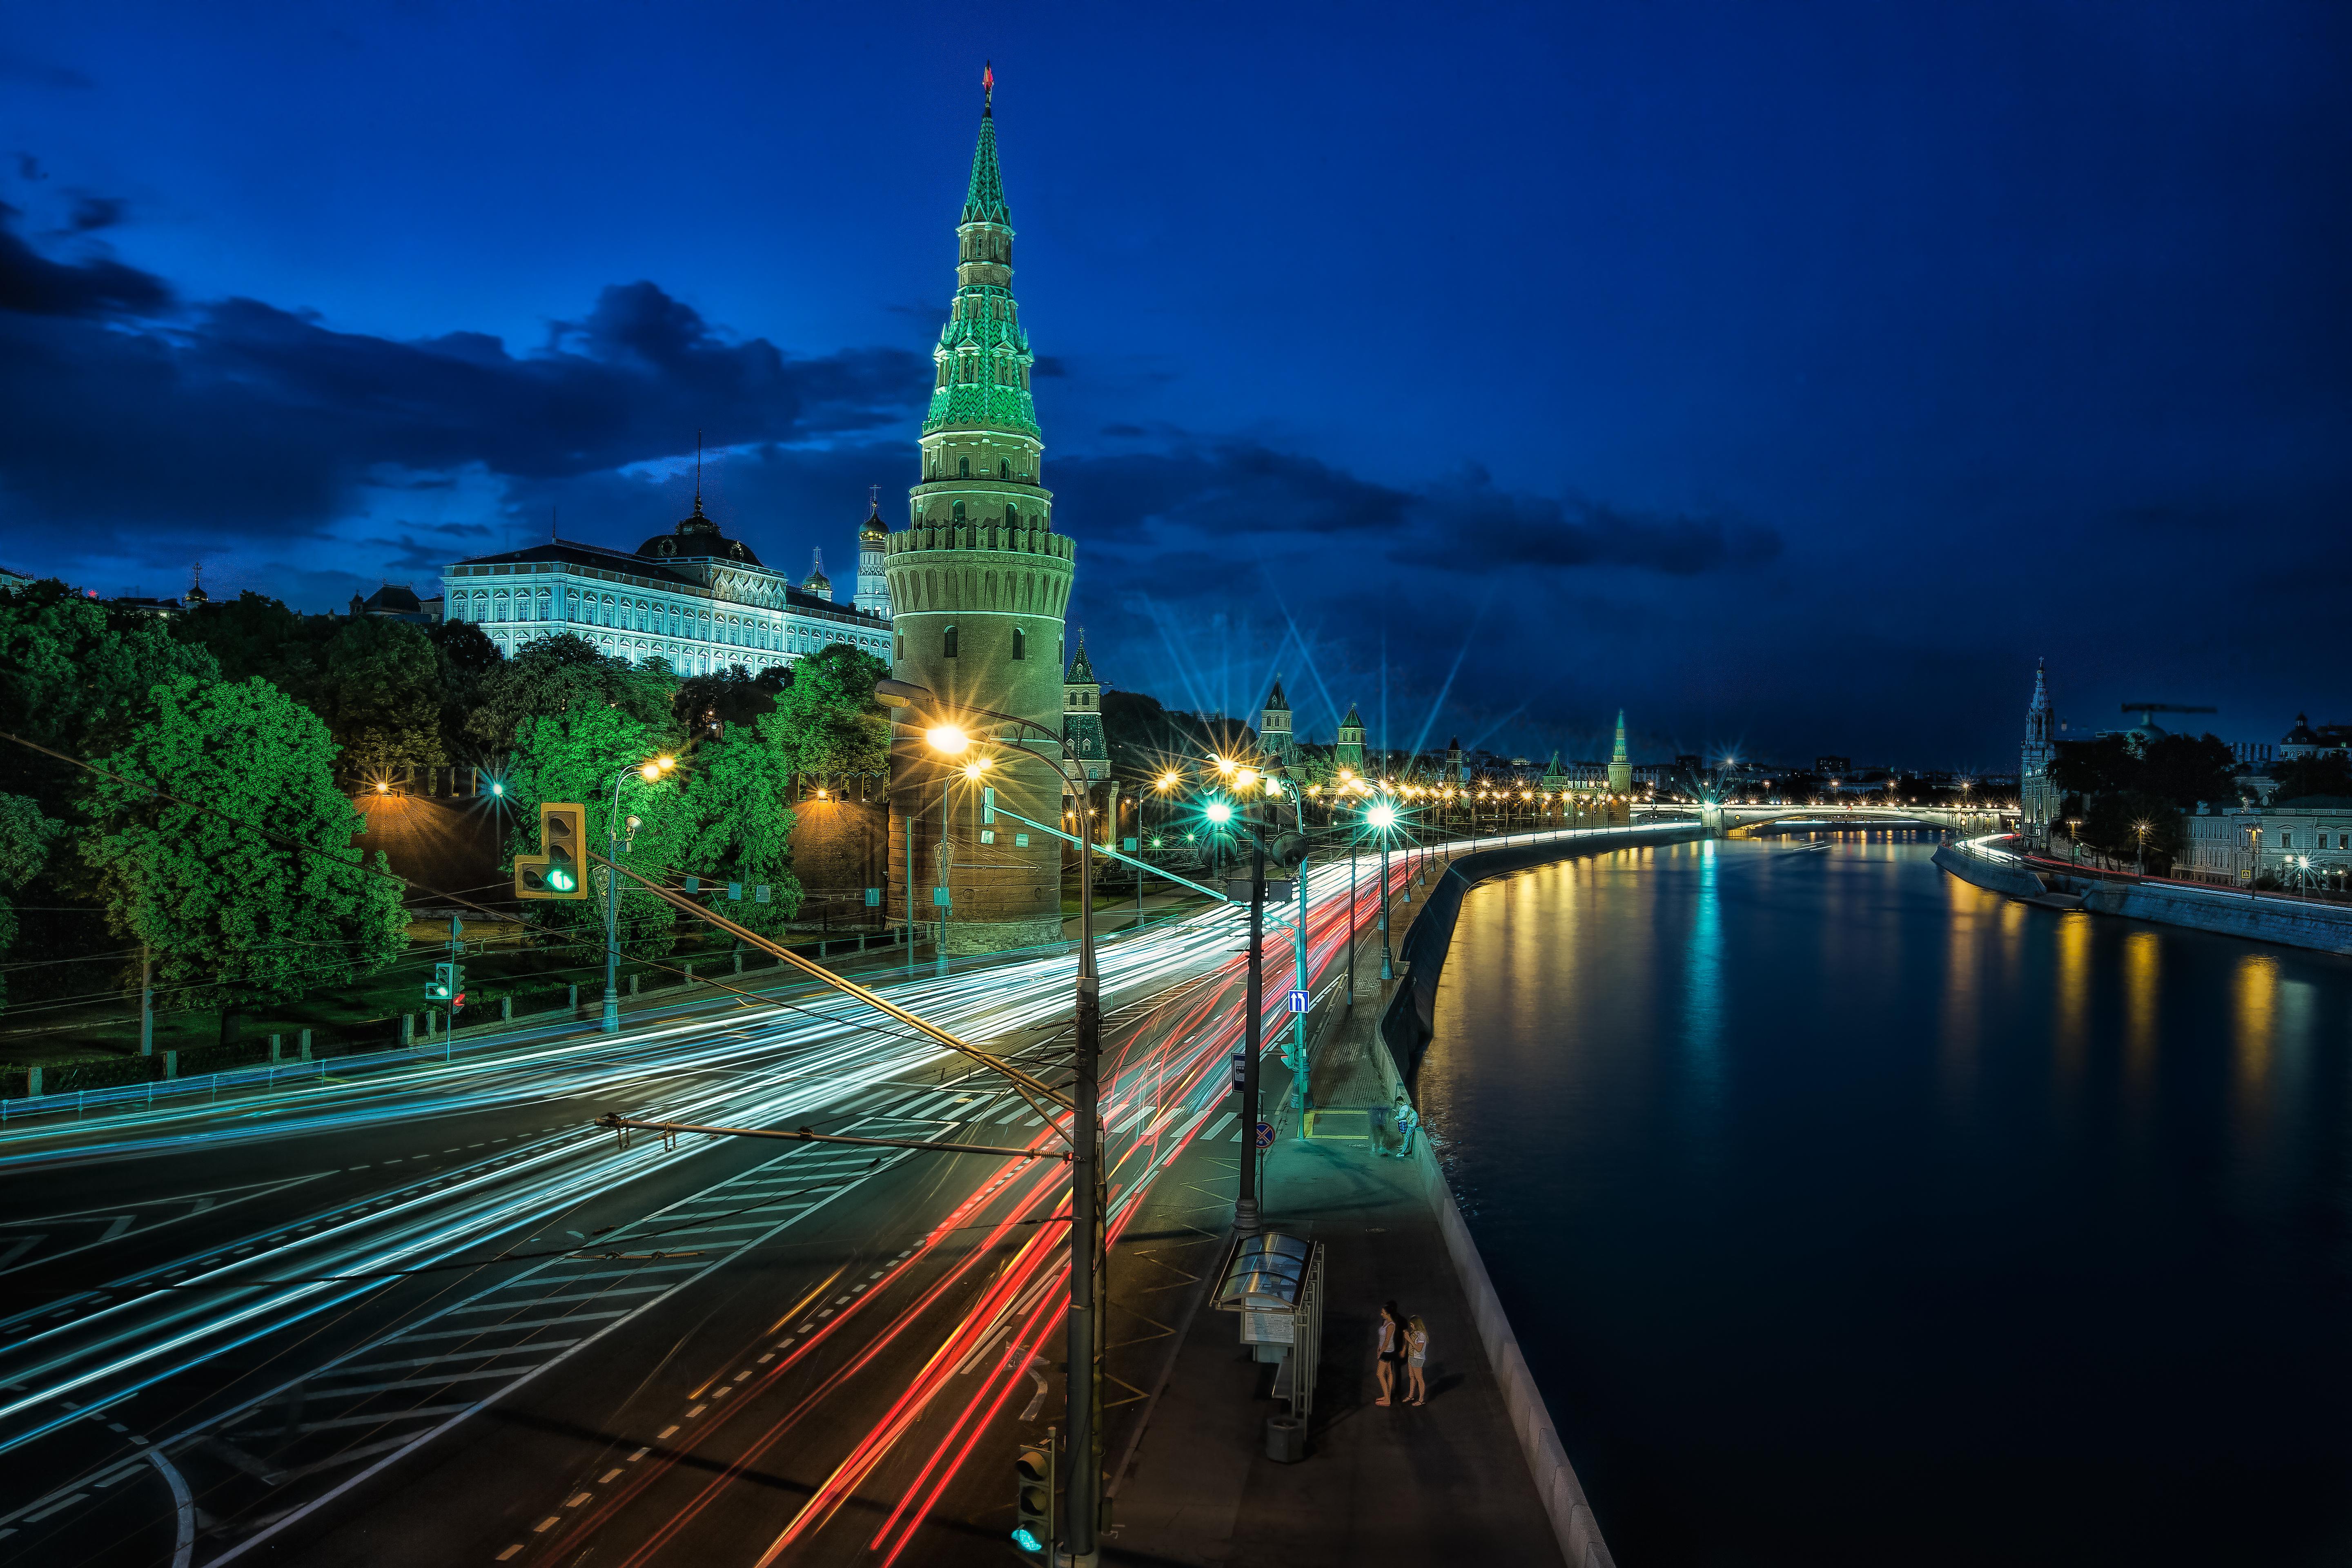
{"left": 1067, "top": 770, "right": 1105, "bottom": 1568}
{"left": 600, "top": 765, "right": 631, "bottom": 1034}
{"left": 1236, "top": 832, "right": 1266, "bottom": 1240}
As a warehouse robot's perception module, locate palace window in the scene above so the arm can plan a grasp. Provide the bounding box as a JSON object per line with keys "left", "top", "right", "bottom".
{"left": 958, "top": 457, "right": 970, "bottom": 478}
{"left": 1000, "top": 459, "right": 1011, "bottom": 478}
{"left": 944, "top": 624, "right": 959, "bottom": 659}
{"left": 1013, "top": 627, "right": 1026, "bottom": 661}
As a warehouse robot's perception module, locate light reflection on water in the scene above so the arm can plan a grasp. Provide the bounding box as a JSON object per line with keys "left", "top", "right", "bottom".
{"left": 1423, "top": 836, "right": 2352, "bottom": 1568}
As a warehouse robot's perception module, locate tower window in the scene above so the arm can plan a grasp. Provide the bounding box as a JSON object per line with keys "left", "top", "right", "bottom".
{"left": 895, "top": 635, "right": 905, "bottom": 661}
{"left": 1007, "top": 508, "right": 1020, "bottom": 528}
{"left": 1000, "top": 459, "right": 1011, "bottom": 479}
{"left": 944, "top": 624, "right": 959, "bottom": 659}
{"left": 958, "top": 457, "right": 970, "bottom": 478}
{"left": 952, "top": 501, "right": 965, "bottom": 523}
{"left": 1013, "top": 627, "right": 1026, "bottom": 661}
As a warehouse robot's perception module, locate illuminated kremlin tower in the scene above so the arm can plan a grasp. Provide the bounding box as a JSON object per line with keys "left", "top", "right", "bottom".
{"left": 1259, "top": 677, "right": 1295, "bottom": 769}
{"left": 886, "top": 74, "right": 1077, "bottom": 953}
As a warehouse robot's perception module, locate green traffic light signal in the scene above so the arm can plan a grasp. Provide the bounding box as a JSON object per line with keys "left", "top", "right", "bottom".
{"left": 1012, "top": 1437, "right": 1054, "bottom": 1562}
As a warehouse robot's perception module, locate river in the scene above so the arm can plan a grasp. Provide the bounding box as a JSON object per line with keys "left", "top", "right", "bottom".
{"left": 1424, "top": 833, "right": 2352, "bottom": 1567}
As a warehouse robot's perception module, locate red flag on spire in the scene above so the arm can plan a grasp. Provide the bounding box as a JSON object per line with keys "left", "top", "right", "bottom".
{"left": 983, "top": 62, "right": 994, "bottom": 98}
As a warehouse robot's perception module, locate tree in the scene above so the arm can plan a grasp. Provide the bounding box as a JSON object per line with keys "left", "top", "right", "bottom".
{"left": 0, "top": 581, "right": 220, "bottom": 811}
{"left": 78, "top": 677, "right": 408, "bottom": 1038}
{"left": 0, "top": 793, "right": 58, "bottom": 1010}
{"left": 467, "top": 633, "right": 675, "bottom": 755}
{"left": 2269, "top": 751, "right": 2352, "bottom": 804}
{"left": 508, "top": 702, "right": 688, "bottom": 961}
{"left": 2080, "top": 789, "right": 2183, "bottom": 871}
{"left": 678, "top": 722, "right": 804, "bottom": 938}
{"left": 763, "top": 645, "right": 890, "bottom": 780}
{"left": 674, "top": 664, "right": 788, "bottom": 740}
{"left": 172, "top": 590, "right": 338, "bottom": 696}
{"left": 2138, "top": 733, "right": 2241, "bottom": 809}
{"left": 315, "top": 617, "right": 449, "bottom": 778}
{"left": 2047, "top": 735, "right": 2140, "bottom": 801}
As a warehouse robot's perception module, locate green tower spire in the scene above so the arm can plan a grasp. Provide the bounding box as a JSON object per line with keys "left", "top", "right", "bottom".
{"left": 925, "top": 73, "right": 1038, "bottom": 441}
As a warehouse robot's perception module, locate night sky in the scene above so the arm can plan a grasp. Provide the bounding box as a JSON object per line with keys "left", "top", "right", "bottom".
{"left": 2, "top": 2, "right": 2345, "bottom": 767}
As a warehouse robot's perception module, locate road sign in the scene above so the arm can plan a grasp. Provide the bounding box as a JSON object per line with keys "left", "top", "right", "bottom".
{"left": 1285, "top": 989, "right": 1310, "bottom": 1014}
{"left": 1253, "top": 1121, "right": 1275, "bottom": 1149}
{"left": 1229, "top": 1049, "right": 1247, "bottom": 1089}
{"left": 865, "top": 887, "right": 882, "bottom": 907}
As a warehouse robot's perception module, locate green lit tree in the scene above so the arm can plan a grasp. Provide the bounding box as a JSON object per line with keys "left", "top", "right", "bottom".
{"left": 507, "top": 701, "right": 690, "bottom": 961}
{"left": 315, "top": 617, "right": 449, "bottom": 779}
{"left": 0, "top": 581, "right": 220, "bottom": 812}
{"left": 467, "top": 632, "right": 675, "bottom": 755}
{"left": 0, "top": 793, "right": 58, "bottom": 1010}
{"left": 678, "top": 722, "right": 804, "bottom": 939}
{"left": 764, "top": 644, "right": 890, "bottom": 781}
{"left": 78, "top": 677, "right": 408, "bottom": 1040}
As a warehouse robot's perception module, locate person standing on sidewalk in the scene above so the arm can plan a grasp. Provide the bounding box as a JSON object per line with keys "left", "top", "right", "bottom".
{"left": 1374, "top": 1300, "right": 1402, "bottom": 1406}
{"left": 1393, "top": 1094, "right": 1420, "bottom": 1158}
{"left": 1404, "top": 1314, "right": 1430, "bottom": 1405}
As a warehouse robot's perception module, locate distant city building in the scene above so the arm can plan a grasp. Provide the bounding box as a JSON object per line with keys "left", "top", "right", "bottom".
{"left": 854, "top": 496, "right": 891, "bottom": 619}
{"left": 2020, "top": 659, "right": 2060, "bottom": 835}
{"left": 440, "top": 487, "right": 891, "bottom": 672}
{"left": 0, "top": 566, "right": 33, "bottom": 593}
{"left": 2180, "top": 800, "right": 2352, "bottom": 886}
{"left": 1062, "top": 632, "right": 1114, "bottom": 843}
{"left": 1814, "top": 755, "right": 1852, "bottom": 777}
{"left": 348, "top": 583, "right": 441, "bottom": 624}
{"left": 1608, "top": 711, "right": 1632, "bottom": 798}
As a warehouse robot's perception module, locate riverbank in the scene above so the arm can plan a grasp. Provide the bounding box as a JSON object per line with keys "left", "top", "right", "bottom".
{"left": 1934, "top": 838, "right": 2352, "bottom": 954}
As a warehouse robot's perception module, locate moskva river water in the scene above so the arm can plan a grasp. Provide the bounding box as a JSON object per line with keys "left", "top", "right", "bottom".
{"left": 1424, "top": 834, "right": 2352, "bottom": 1567}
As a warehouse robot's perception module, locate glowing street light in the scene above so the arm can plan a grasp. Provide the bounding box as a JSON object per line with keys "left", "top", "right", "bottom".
{"left": 925, "top": 723, "right": 971, "bottom": 756}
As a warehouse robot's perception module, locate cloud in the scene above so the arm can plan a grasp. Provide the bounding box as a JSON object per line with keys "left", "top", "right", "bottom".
{"left": 66, "top": 195, "right": 125, "bottom": 232}
{"left": 0, "top": 204, "right": 926, "bottom": 553}
{"left": 0, "top": 200, "right": 174, "bottom": 316}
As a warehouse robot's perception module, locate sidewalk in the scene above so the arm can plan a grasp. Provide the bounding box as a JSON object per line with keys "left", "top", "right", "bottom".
{"left": 1105, "top": 976, "right": 1567, "bottom": 1567}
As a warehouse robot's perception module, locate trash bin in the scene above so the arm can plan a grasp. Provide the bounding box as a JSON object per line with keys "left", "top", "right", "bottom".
{"left": 1265, "top": 1414, "right": 1305, "bottom": 1463}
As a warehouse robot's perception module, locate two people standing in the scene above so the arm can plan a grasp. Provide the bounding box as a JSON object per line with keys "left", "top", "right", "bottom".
{"left": 1384, "top": 1093, "right": 1420, "bottom": 1158}
{"left": 1374, "top": 1300, "right": 1431, "bottom": 1407}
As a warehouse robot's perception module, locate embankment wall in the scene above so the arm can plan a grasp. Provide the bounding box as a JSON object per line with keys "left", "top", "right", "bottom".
{"left": 1934, "top": 843, "right": 2352, "bottom": 954}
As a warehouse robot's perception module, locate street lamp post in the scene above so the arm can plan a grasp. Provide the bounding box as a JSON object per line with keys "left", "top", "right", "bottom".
{"left": 1369, "top": 800, "right": 1399, "bottom": 982}
{"left": 875, "top": 679, "right": 1106, "bottom": 1568}
{"left": 600, "top": 755, "right": 675, "bottom": 1033}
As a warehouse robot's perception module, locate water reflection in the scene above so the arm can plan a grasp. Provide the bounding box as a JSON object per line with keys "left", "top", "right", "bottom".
{"left": 1427, "top": 840, "right": 2352, "bottom": 1568}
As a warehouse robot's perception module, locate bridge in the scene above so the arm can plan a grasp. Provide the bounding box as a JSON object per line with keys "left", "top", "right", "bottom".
{"left": 1633, "top": 802, "right": 2018, "bottom": 834}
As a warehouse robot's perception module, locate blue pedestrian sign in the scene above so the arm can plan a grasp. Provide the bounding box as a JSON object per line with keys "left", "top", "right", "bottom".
{"left": 1253, "top": 1121, "right": 1276, "bottom": 1149}
{"left": 1285, "top": 989, "right": 1310, "bottom": 1014}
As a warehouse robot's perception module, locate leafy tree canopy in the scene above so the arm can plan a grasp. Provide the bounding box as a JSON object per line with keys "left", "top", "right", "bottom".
{"left": 2050, "top": 731, "right": 2241, "bottom": 811}
{"left": 762, "top": 644, "right": 890, "bottom": 779}
{"left": 2079, "top": 789, "right": 2183, "bottom": 869}
{"left": 678, "top": 722, "right": 803, "bottom": 937}
{"left": 171, "top": 590, "right": 339, "bottom": 696}
{"left": 0, "top": 581, "right": 220, "bottom": 810}
{"left": 78, "top": 676, "right": 408, "bottom": 1017}
{"left": 467, "top": 633, "right": 676, "bottom": 756}
{"left": 675, "top": 664, "right": 788, "bottom": 739}
{"left": 0, "top": 793, "right": 59, "bottom": 1008}
{"left": 507, "top": 701, "right": 690, "bottom": 960}
{"left": 2270, "top": 751, "right": 2352, "bottom": 804}
{"left": 316, "top": 617, "right": 449, "bottom": 775}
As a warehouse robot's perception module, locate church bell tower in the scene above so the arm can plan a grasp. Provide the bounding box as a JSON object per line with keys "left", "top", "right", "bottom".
{"left": 886, "top": 75, "right": 1077, "bottom": 953}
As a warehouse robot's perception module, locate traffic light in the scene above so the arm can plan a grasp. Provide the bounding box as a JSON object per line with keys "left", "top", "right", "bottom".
{"left": 1011, "top": 1436, "right": 1054, "bottom": 1561}
{"left": 426, "top": 961, "right": 457, "bottom": 1001}
{"left": 515, "top": 801, "right": 589, "bottom": 899}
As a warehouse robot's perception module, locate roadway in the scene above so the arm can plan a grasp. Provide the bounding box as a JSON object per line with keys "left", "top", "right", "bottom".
{"left": 0, "top": 824, "right": 1569, "bottom": 1567}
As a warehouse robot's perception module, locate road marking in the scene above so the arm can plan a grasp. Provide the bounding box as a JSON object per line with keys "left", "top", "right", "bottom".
{"left": 532, "top": 1516, "right": 559, "bottom": 1532}
{"left": 686, "top": 1403, "right": 707, "bottom": 1417}
{"left": 565, "top": 1492, "right": 591, "bottom": 1507}
{"left": 496, "top": 1546, "right": 523, "bottom": 1559}
{"left": 391, "top": 1312, "right": 626, "bottom": 1341}
{"left": 657, "top": 1425, "right": 677, "bottom": 1439}
{"left": 599, "top": 1468, "right": 622, "bottom": 1483}
{"left": 22, "top": 1492, "right": 89, "bottom": 1523}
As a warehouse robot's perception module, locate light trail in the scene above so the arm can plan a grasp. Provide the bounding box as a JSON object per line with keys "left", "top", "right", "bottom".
{"left": 0, "top": 822, "right": 1666, "bottom": 1561}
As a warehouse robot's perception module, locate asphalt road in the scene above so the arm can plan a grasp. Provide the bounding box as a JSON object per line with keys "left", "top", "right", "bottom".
{"left": 0, "top": 822, "right": 1563, "bottom": 1567}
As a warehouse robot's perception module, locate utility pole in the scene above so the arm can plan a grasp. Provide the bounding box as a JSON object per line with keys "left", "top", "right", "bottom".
{"left": 1237, "top": 831, "right": 1267, "bottom": 1238}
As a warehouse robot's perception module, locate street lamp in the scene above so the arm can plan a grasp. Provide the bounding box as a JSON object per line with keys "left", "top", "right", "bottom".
{"left": 876, "top": 676, "right": 1111, "bottom": 1566}
{"left": 2134, "top": 817, "right": 2152, "bottom": 876}
{"left": 1367, "top": 800, "right": 1400, "bottom": 981}
{"left": 599, "top": 754, "right": 675, "bottom": 1033}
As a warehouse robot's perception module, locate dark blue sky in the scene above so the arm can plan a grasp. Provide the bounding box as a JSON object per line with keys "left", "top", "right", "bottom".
{"left": 3, "top": 2, "right": 2346, "bottom": 766}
